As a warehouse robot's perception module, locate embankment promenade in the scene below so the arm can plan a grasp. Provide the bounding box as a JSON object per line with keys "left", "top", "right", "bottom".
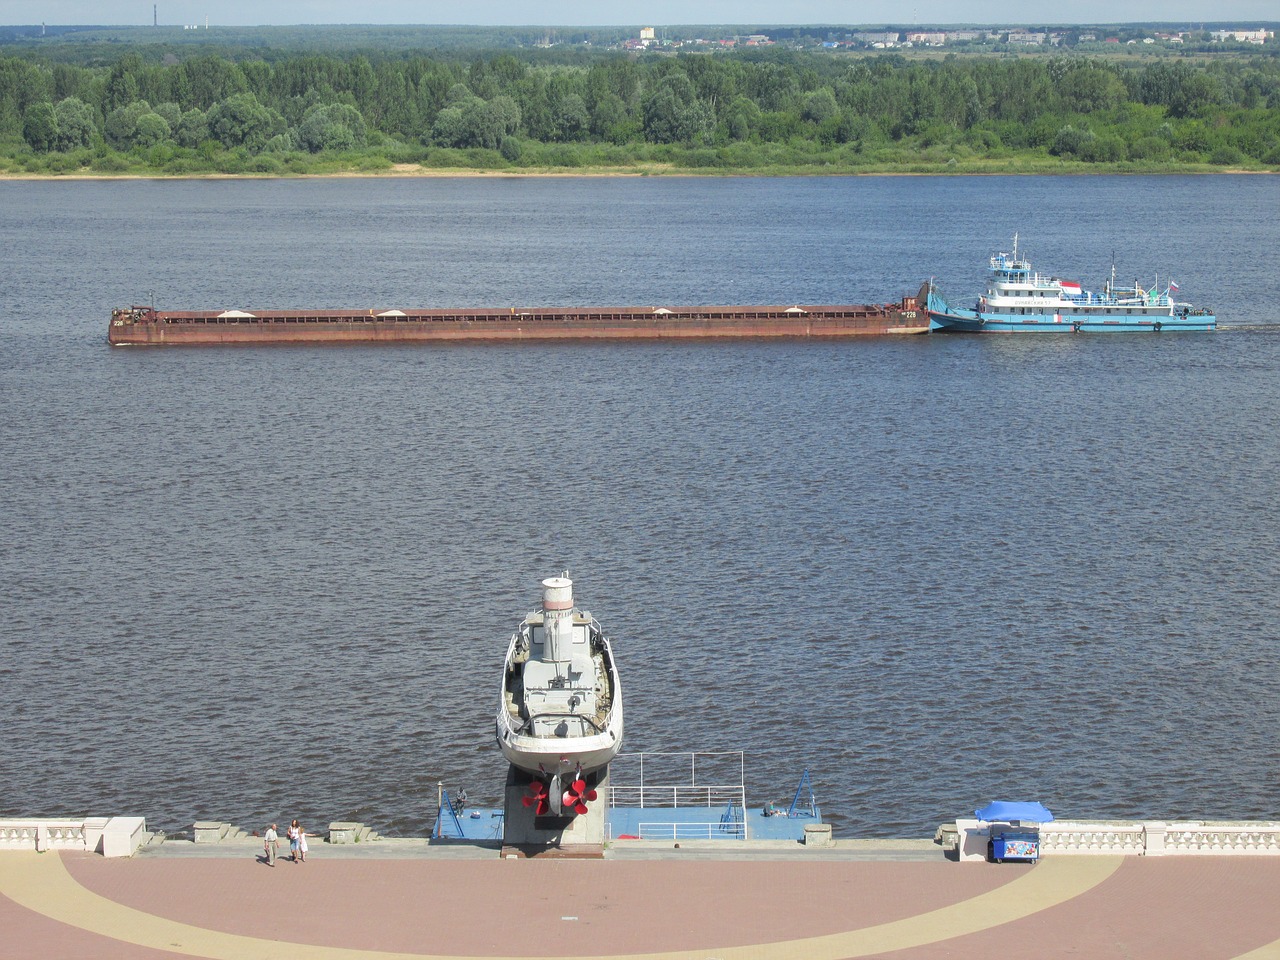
{"left": 3, "top": 817, "right": 1280, "bottom": 959}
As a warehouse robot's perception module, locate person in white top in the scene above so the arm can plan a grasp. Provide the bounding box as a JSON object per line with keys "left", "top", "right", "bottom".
{"left": 263, "top": 824, "right": 278, "bottom": 867}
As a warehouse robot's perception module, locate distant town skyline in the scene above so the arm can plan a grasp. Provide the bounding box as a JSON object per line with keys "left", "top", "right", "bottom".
{"left": 4, "top": 0, "right": 1277, "bottom": 26}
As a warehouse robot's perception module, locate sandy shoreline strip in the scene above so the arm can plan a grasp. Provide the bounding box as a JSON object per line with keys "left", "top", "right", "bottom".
{"left": 1, "top": 162, "right": 1271, "bottom": 181}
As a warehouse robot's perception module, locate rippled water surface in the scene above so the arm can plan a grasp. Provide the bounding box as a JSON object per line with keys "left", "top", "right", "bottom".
{"left": 2, "top": 174, "right": 1279, "bottom": 837}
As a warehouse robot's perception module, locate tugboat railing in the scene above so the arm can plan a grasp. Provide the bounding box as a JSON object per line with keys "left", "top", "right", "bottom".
{"left": 985, "top": 291, "right": 1174, "bottom": 309}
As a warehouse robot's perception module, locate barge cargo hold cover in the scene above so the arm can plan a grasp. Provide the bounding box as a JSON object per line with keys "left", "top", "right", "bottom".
{"left": 108, "top": 293, "right": 929, "bottom": 345}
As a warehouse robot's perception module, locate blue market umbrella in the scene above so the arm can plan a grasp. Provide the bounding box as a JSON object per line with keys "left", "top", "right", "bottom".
{"left": 974, "top": 800, "right": 1054, "bottom": 823}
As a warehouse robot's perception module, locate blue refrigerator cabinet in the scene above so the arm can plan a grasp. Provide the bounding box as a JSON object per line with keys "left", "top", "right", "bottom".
{"left": 989, "top": 830, "right": 1040, "bottom": 862}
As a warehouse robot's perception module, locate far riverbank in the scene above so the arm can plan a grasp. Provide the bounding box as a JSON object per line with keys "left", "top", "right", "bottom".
{"left": 1, "top": 160, "right": 1275, "bottom": 180}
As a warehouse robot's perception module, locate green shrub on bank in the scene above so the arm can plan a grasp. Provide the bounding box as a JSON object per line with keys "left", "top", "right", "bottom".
{"left": 1210, "top": 145, "right": 1246, "bottom": 165}
{"left": 247, "top": 154, "right": 283, "bottom": 174}
{"left": 283, "top": 154, "right": 313, "bottom": 174}
{"left": 421, "top": 146, "right": 509, "bottom": 169}
{"left": 162, "top": 156, "right": 207, "bottom": 174}
{"left": 90, "top": 154, "right": 132, "bottom": 173}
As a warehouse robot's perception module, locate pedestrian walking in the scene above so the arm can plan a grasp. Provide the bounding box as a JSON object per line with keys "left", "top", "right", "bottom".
{"left": 297, "top": 824, "right": 308, "bottom": 863}
{"left": 263, "top": 823, "right": 279, "bottom": 867}
{"left": 287, "top": 820, "right": 300, "bottom": 862}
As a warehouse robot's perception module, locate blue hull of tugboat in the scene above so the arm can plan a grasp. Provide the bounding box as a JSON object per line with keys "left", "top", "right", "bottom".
{"left": 928, "top": 236, "right": 1216, "bottom": 334}
{"left": 928, "top": 293, "right": 1216, "bottom": 334}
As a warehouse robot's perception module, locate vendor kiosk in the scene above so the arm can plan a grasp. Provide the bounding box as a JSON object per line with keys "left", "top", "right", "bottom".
{"left": 974, "top": 800, "right": 1053, "bottom": 864}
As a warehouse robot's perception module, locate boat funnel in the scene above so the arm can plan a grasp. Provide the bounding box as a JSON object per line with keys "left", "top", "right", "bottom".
{"left": 541, "top": 576, "right": 574, "bottom": 663}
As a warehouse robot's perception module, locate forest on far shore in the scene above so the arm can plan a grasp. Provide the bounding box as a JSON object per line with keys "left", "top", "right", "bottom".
{"left": 2, "top": 42, "right": 1278, "bottom": 175}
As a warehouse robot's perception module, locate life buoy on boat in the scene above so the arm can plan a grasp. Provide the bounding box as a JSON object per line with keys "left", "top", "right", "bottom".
{"left": 1153, "top": 321, "right": 1163, "bottom": 332}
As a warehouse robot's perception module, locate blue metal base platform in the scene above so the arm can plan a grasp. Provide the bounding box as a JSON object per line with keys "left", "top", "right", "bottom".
{"left": 433, "top": 753, "right": 821, "bottom": 843}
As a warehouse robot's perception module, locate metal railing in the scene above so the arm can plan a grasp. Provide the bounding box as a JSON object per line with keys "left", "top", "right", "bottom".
{"left": 607, "top": 751, "right": 750, "bottom": 841}
{"left": 633, "top": 820, "right": 747, "bottom": 841}
{"left": 608, "top": 784, "right": 745, "bottom": 808}
{"left": 607, "top": 751, "right": 747, "bottom": 809}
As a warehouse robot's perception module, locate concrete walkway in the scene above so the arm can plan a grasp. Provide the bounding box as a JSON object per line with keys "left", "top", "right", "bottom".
{"left": 2, "top": 846, "right": 1279, "bottom": 959}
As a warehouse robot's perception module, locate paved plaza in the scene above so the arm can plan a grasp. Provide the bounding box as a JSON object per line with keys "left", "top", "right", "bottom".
{"left": 2, "top": 843, "right": 1279, "bottom": 959}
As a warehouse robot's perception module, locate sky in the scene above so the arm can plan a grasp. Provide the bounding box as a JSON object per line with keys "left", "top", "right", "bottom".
{"left": 2, "top": 0, "right": 1275, "bottom": 25}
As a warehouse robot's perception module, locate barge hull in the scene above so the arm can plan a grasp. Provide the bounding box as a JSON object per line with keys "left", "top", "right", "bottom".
{"left": 109, "top": 301, "right": 928, "bottom": 345}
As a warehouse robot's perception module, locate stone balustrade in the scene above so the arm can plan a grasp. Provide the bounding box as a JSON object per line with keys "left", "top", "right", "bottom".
{"left": 953, "top": 819, "right": 1280, "bottom": 860}
{"left": 0, "top": 821, "right": 84, "bottom": 848}
{"left": 1164, "top": 824, "right": 1280, "bottom": 855}
{"left": 1040, "top": 821, "right": 1147, "bottom": 855}
{"left": 0, "top": 817, "right": 147, "bottom": 858}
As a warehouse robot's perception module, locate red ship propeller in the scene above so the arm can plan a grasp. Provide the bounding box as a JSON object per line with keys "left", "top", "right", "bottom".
{"left": 522, "top": 779, "right": 550, "bottom": 815}
{"left": 562, "top": 778, "right": 598, "bottom": 815}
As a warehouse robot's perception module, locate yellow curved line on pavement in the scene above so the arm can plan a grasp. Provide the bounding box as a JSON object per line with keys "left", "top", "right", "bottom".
{"left": 1232, "top": 938, "right": 1280, "bottom": 959}
{"left": 0, "top": 852, "right": 1122, "bottom": 960}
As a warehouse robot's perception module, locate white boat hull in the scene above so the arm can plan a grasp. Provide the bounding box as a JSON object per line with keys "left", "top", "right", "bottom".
{"left": 496, "top": 723, "right": 623, "bottom": 778}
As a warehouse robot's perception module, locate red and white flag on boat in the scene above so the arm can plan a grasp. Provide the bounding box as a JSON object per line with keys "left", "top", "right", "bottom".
{"left": 1060, "top": 281, "right": 1083, "bottom": 297}
{"left": 1170, "top": 280, "right": 1180, "bottom": 292}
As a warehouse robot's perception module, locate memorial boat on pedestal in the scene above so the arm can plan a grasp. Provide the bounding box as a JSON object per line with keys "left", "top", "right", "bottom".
{"left": 495, "top": 576, "right": 622, "bottom": 818}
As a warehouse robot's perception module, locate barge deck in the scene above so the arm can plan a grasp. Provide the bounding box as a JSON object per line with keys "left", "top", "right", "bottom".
{"left": 108, "top": 295, "right": 929, "bottom": 345}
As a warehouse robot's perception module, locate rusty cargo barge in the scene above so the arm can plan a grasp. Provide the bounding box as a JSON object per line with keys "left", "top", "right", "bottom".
{"left": 108, "top": 294, "right": 928, "bottom": 345}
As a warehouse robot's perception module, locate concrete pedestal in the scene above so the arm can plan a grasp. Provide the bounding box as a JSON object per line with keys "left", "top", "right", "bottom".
{"left": 328, "top": 822, "right": 363, "bottom": 844}
{"left": 955, "top": 819, "right": 991, "bottom": 862}
{"left": 101, "top": 817, "right": 146, "bottom": 858}
{"left": 1144, "top": 821, "right": 1167, "bottom": 856}
{"left": 193, "top": 822, "right": 229, "bottom": 844}
{"left": 803, "top": 823, "right": 834, "bottom": 846}
{"left": 502, "top": 765, "right": 608, "bottom": 855}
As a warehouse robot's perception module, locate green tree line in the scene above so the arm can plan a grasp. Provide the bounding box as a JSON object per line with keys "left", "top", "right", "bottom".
{"left": 2, "top": 49, "right": 1278, "bottom": 174}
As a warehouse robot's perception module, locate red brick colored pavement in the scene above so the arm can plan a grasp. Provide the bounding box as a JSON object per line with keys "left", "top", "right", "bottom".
{"left": 905, "top": 858, "right": 1280, "bottom": 960}
{"left": 2, "top": 851, "right": 1278, "bottom": 960}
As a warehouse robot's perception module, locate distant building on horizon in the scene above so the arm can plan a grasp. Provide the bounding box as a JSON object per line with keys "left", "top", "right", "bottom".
{"left": 853, "top": 31, "right": 900, "bottom": 47}
{"left": 1210, "top": 29, "right": 1272, "bottom": 43}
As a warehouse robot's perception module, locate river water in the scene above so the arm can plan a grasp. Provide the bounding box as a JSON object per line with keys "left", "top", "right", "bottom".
{"left": 2, "top": 173, "right": 1278, "bottom": 838}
